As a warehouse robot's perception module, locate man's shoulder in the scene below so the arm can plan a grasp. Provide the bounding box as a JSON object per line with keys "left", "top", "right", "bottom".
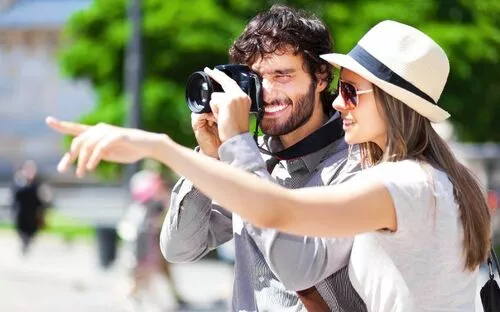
{"left": 320, "top": 139, "right": 355, "bottom": 165}
{"left": 320, "top": 143, "right": 362, "bottom": 184}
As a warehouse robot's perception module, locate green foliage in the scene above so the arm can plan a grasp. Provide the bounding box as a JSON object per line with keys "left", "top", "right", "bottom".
{"left": 0, "top": 209, "right": 94, "bottom": 240}
{"left": 58, "top": 0, "right": 273, "bottom": 181}
{"left": 58, "top": 0, "right": 500, "bottom": 180}
{"left": 316, "top": 0, "right": 500, "bottom": 142}
{"left": 42, "top": 209, "right": 95, "bottom": 240}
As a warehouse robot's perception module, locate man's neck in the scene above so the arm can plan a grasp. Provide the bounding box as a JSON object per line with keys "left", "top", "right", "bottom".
{"left": 279, "top": 111, "right": 328, "bottom": 149}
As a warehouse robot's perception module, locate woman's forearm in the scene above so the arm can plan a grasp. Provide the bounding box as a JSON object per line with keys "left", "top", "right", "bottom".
{"left": 151, "top": 134, "right": 291, "bottom": 229}
{"left": 148, "top": 134, "right": 394, "bottom": 237}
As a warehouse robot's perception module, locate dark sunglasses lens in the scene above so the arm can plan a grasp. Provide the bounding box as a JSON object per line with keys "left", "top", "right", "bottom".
{"left": 340, "top": 82, "right": 357, "bottom": 106}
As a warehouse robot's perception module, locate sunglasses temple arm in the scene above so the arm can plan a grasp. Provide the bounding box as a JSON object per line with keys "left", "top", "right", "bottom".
{"left": 357, "top": 89, "right": 373, "bottom": 95}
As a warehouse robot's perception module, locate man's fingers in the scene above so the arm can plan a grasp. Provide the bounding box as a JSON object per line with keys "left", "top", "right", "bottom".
{"left": 205, "top": 114, "right": 217, "bottom": 123}
{"left": 209, "top": 100, "right": 219, "bottom": 120}
{"left": 192, "top": 112, "right": 217, "bottom": 128}
{"left": 204, "top": 67, "right": 240, "bottom": 93}
{"left": 46, "top": 116, "right": 90, "bottom": 136}
{"left": 207, "top": 117, "right": 218, "bottom": 127}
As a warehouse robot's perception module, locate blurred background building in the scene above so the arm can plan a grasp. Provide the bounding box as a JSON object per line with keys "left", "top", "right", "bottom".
{"left": 0, "top": 0, "right": 94, "bottom": 182}
{"left": 0, "top": 0, "right": 129, "bottom": 280}
{"left": 0, "top": 0, "right": 128, "bottom": 229}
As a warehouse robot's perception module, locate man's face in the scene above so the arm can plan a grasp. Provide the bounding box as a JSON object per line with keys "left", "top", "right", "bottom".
{"left": 251, "top": 50, "right": 319, "bottom": 136}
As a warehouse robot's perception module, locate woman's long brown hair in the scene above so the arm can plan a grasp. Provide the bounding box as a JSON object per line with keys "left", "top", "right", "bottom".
{"left": 358, "top": 86, "right": 491, "bottom": 270}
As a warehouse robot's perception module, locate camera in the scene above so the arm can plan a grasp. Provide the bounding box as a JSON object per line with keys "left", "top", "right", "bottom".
{"left": 185, "top": 64, "right": 263, "bottom": 114}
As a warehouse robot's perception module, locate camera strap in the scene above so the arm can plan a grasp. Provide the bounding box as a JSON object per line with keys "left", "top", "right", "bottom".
{"left": 254, "top": 115, "right": 344, "bottom": 161}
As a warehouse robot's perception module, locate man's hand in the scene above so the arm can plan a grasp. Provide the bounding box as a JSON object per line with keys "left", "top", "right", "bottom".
{"left": 191, "top": 113, "right": 221, "bottom": 159}
{"left": 45, "top": 117, "right": 164, "bottom": 177}
{"left": 204, "top": 67, "right": 251, "bottom": 142}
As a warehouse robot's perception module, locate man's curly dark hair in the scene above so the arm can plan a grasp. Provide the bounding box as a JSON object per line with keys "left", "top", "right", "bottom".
{"left": 229, "top": 4, "right": 335, "bottom": 114}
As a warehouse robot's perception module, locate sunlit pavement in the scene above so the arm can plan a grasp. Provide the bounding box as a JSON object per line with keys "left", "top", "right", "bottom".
{"left": 1, "top": 230, "right": 497, "bottom": 312}
{"left": 0, "top": 231, "right": 234, "bottom": 312}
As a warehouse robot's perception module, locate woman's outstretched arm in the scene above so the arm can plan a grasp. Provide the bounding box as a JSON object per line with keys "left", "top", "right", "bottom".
{"left": 46, "top": 117, "right": 396, "bottom": 238}
{"left": 153, "top": 133, "right": 396, "bottom": 237}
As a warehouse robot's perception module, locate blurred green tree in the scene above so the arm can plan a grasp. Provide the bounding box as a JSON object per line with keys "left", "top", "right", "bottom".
{"left": 317, "top": 0, "right": 500, "bottom": 142}
{"left": 59, "top": 0, "right": 269, "bottom": 180}
{"left": 59, "top": 0, "right": 500, "bottom": 180}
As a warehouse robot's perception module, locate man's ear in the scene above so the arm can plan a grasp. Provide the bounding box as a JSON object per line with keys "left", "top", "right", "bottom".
{"left": 315, "top": 73, "right": 328, "bottom": 92}
{"left": 315, "top": 65, "right": 329, "bottom": 92}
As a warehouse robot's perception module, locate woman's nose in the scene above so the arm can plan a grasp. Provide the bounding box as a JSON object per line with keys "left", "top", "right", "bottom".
{"left": 332, "top": 94, "right": 348, "bottom": 112}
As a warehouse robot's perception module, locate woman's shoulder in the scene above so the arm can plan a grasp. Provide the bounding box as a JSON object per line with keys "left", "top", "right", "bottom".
{"left": 364, "top": 159, "right": 429, "bottom": 182}
{"left": 358, "top": 160, "right": 452, "bottom": 197}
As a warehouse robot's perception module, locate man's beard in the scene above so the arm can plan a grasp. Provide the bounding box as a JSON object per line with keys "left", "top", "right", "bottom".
{"left": 260, "top": 81, "right": 316, "bottom": 136}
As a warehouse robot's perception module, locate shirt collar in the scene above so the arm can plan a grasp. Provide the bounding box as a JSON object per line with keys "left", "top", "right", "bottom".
{"left": 261, "top": 113, "right": 344, "bottom": 173}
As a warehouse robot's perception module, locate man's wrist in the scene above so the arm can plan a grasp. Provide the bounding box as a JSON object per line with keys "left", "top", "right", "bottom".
{"left": 220, "top": 128, "right": 250, "bottom": 143}
{"left": 197, "top": 146, "right": 220, "bottom": 160}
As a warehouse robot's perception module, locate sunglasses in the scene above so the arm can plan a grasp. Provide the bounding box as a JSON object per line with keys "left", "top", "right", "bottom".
{"left": 338, "top": 80, "right": 373, "bottom": 109}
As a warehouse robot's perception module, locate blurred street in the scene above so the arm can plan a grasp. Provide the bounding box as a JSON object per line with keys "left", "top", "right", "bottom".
{"left": 0, "top": 231, "right": 234, "bottom": 312}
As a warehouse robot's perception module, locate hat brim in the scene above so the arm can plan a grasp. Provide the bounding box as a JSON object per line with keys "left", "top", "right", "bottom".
{"left": 321, "top": 53, "right": 450, "bottom": 123}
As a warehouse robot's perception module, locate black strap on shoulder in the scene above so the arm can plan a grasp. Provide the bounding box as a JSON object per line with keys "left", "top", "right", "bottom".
{"left": 488, "top": 246, "right": 500, "bottom": 280}
{"left": 256, "top": 116, "right": 344, "bottom": 161}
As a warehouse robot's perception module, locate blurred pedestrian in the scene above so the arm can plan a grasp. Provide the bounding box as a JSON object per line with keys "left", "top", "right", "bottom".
{"left": 10, "top": 160, "right": 53, "bottom": 255}
{"left": 119, "top": 169, "right": 187, "bottom": 310}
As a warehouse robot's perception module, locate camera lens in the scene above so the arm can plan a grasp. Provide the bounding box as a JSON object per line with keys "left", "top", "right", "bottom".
{"left": 185, "top": 71, "right": 213, "bottom": 114}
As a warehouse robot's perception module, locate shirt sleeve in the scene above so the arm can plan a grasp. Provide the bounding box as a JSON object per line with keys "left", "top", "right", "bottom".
{"left": 160, "top": 161, "right": 234, "bottom": 264}
{"left": 219, "top": 133, "right": 358, "bottom": 291}
{"left": 370, "top": 161, "right": 433, "bottom": 238}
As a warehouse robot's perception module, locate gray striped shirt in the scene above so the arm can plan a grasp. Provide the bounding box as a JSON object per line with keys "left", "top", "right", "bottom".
{"left": 160, "top": 116, "right": 367, "bottom": 312}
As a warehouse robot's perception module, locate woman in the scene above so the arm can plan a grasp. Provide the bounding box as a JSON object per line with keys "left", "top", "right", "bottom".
{"left": 47, "top": 20, "right": 490, "bottom": 311}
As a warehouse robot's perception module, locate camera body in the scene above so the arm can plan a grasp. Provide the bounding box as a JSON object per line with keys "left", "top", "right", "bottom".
{"left": 185, "top": 64, "right": 263, "bottom": 114}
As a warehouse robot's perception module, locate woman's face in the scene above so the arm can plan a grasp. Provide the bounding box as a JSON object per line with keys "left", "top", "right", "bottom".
{"left": 332, "top": 69, "right": 387, "bottom": 150}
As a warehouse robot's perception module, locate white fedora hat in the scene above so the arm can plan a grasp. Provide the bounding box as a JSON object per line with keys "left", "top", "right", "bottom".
{"left": 321, "top": 20, "right": 450, "bottom": 123}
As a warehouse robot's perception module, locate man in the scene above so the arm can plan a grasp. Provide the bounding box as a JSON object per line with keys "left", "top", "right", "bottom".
{"left": 160, "top": 5, "right": 365, "bottom": 312}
